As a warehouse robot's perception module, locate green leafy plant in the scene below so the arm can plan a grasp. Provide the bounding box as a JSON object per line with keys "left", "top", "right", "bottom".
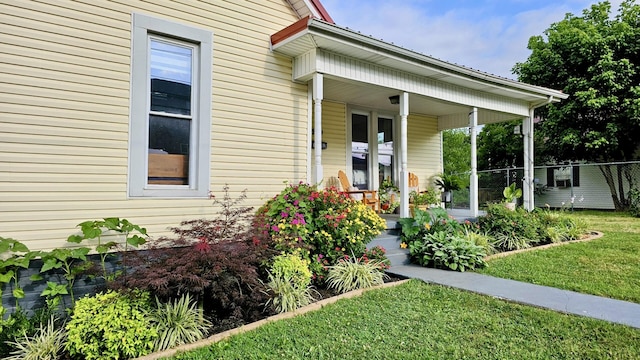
{"left": 326, "top": 254, "right": 388, "bottom": 293}
{"left": 67, "top": 218, "right": 147, "bottom": 281}
{"left": 5, "top": 316, "right": 65, "bottom": 360}
{"left": 409, "top": 231, "right": 487, "bottom": 272}
{"left": 379, "top": 177, "right": 399, "bottom": 193}
{"left": 150, "top": 293, "right": 212, "bottom": 351}
{"left": 265, "top": 273, "right": 318, "bottom": 313}
{"left": 269, "top": 253, "right": 312, "bottom": 290}
{"left": 435, "top": 173, "right": 463, "bottom": 192}
{"left": 0, "top": 238, "right": 38, "bottom": 310}
{"left": 503, "top": 183, "right": 522, "bottom": 203}
{"left": 65, "top": 290, "right": 157, "bottom": 360}
{"left": 463, "top": 228, "right": 496, "bottom": 255}
{"left": 38, "top": 247, "right": 91, "bottom": 306}
{"left": 409, "top": 187, "right": 440, "bottom": 205}
{"left": 361, "top": 246, "right": 391, "bottom": 271}
{"left": 477, "top": 204, "right": 543, "bottom": 251}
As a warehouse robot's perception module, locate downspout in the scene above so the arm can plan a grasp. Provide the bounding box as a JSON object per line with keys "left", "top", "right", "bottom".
{"left": 525, "top": 95, "right": 554, "bottom": 211}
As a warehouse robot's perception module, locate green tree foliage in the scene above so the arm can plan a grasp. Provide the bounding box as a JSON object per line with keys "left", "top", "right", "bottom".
{"left": 477, "top": 120, "right": 523, "bottom": 170}
{"left": 442, "top": 129, "right": 471, "bottom": 176}
{"left": 513, "top": 1, "right": 640, "bottom": 209}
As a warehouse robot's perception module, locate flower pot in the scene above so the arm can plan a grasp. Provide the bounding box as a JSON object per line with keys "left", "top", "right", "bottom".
{"left": 505, "top": 202, "right": 516, "bottom": 211}
{"left": 410, "top": 204, "right": 429, "bottom": 217}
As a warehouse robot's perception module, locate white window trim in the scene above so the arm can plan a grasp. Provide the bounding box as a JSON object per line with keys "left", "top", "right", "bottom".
{"left": 129, "top": 13, "right": 212, "bottom": 198}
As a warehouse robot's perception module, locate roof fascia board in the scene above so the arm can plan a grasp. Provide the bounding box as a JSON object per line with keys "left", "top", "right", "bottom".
{"left": 306, "top": 19, "right": 567, "bottom": 101}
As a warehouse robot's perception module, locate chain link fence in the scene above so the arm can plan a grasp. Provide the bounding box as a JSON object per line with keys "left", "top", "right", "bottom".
{"left": 449, "top": 161, "right": 640, "bottom": 211}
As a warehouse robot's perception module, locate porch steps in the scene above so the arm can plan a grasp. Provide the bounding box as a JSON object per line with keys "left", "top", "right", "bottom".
{"left": 367, "top": 219, "right": 410, "bottom": 267}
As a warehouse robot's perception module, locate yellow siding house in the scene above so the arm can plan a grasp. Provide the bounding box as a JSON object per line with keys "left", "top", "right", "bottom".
{"left": 0, "top": 0, "right": 567, "bottom": 250}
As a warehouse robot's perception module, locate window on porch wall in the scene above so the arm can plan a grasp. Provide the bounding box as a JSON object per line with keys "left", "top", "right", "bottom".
{"left": 351, "top": 114, "right": 369, "bottom": 189}
{"left": 378, "top": 117, "right": 394, "bottom": 185}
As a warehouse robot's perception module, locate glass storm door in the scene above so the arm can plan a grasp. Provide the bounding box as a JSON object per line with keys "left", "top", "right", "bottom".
{"left": 378, "top": 117, "right": 394, "bottom": 184}
{"left": 351, "top": 113, "right": 369, "bottom": 189}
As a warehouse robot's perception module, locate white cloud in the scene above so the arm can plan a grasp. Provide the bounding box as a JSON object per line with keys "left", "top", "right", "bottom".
{"left": 321, "top": 0, "right": 627, "bottom": 79}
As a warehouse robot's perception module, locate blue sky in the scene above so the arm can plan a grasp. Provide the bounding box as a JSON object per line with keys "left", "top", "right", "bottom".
{"left": 320, "top": 0, "right": 624, "bottom": 79}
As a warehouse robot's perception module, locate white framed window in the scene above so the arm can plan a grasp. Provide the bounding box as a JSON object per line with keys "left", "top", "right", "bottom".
{"left": 129, "top": 13, "right": 212, "bottom": 198}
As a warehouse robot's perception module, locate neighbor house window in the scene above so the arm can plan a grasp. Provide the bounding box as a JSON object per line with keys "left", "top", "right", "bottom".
{"left": 129, "top": 13, "right": 212, "bottom": 197}
{"left": 546, "top": 166, "right": 580, "bottom": 187}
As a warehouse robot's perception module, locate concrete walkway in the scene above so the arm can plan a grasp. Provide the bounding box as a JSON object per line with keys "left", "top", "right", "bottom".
{"left": 388, "top": 264, "right": 640, "bottom": 329}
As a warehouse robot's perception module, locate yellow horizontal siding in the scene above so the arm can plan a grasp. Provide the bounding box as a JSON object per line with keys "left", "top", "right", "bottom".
{"left": 408, "top": 113, "right": 442, "bottom": 189}
{"left": 319, "top": 101, "right": 348, "bottom": 184}
{"left": 1, "top": 0, "right": 309, "bottom": 250}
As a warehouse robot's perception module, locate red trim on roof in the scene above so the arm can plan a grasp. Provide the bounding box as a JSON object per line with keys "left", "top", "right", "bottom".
{"left": 271, "top": 16, "right": 310, "bottom": 46}
{"left": 309, "top": 0, "right": 334, "bottom": 23}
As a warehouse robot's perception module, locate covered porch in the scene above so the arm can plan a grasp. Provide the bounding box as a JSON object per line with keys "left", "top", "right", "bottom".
{"left": 271, "top": 17, "right": 568, "bottom": 217}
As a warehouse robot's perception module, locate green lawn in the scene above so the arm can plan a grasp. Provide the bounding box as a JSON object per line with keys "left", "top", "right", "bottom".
{"left": 478, "top": 211, "right": 640, "bottom": 303}
{"left": 170, "top": 280, "right": 640, "bottom": 359}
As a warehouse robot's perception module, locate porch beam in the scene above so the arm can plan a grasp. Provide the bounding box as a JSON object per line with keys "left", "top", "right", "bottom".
{"left": 469, "top": 107, "right": 479, "bottom": 217}
{"left": 313, "top": 72, "right": 323, "bottom": 185}
{"left": 399, "top": 92, "right": 410, "bottom": 218}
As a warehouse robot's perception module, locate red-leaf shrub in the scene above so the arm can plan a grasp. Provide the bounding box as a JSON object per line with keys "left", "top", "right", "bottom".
{"left": 112, "top": 186, "right": 276, "bottom": 327}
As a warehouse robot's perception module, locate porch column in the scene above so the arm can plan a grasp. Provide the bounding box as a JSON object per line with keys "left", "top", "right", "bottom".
{"left": 399, "top": 92, "right": 410, "bottom": 218}
{"left": 469, "top": 108, "right": 479, "bottom": 217}
{"left": 523, "top": 113, "right": 534, "bottom": 211}
{"left": 313, "top": 73, "right": 323, "bottom": 185}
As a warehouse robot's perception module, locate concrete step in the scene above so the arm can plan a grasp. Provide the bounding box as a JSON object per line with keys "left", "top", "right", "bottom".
{"left": 367, "top": 230, "right": 409, "bottom": 267}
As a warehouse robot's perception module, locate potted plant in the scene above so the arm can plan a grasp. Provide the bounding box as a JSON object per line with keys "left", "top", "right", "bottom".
{"left": 503, "top": 183, "right": 522, "bottom": 210}
{"left": 409, "top": 187, "right": 440, "bottom": 216}
{"left": 379, "top": 177, "right": 399, "bottom": 214}
{"left": 435, "top": 173, "right": 462, "bottom": 204}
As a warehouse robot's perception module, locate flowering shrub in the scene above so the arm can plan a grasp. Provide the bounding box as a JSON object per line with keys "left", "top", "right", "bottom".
{"left": 256, "top": 183, "right": 386, "bottom": 282}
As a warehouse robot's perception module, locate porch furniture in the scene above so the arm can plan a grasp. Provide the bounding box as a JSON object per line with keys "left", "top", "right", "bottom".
{"left": 408, "top": 172, "right": 420, "bottom": 192}
{"left": 337, "top": 170, "right": 380, "bottom": 213}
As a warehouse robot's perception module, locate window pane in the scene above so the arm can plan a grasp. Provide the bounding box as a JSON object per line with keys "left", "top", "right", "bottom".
{"left": 352, "top": 114, "right": 368, "bottom": 189}
{"left": 378, "top": 117, "right": 393, "bottom": 184}
{"left": 148, "top": 115, "right": 190, "bottom": 185}
{"left": 150, "top": 40, "right": 192, "bottom": 115}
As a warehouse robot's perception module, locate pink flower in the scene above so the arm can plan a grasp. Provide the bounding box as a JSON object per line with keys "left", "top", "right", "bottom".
{"left": 293, "top": 200, "right": 299, "bottom": 206}
{"left": 281, "top": 211, "right": 289, "bottom": 218}
{"left": 271, "top": 225, "right": 280, "bottom": 232}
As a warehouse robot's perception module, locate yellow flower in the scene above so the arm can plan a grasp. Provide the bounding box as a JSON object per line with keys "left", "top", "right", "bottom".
{"left": 400, "top": 242, "right": 408, "bottom": 249}
{"left": 424, "top": 223, "right": 431, "bottom": 230}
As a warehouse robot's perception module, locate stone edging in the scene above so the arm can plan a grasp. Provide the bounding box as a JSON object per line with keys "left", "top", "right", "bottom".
{"left": 483, "top": 231, "right": 604, "bottom": 261}
{"left": 135, "top": 279, "right": 411, "bottom": 360}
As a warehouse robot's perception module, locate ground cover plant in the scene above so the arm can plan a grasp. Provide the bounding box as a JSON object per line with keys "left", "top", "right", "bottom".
{"left": 170, "top": 280, "right": 640, "bottom": 359}
{"left": 478, "top": 210, "right": 640, "bottom": 303}
{"left": 399, "top": 207, "right": 489, "bottom": 272}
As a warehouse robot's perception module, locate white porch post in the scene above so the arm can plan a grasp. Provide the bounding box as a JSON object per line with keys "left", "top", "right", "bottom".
{"left": 313, "top": 73, "right": 323, "bottom": 185}
{"left": 523, "top": 112, "right": 535, "bottom": 211}
{"left": 469, "top": 108, "right": 479, "bottom": 217}
{"left": 399, "top": 92, "right": 410, "bottom": 218}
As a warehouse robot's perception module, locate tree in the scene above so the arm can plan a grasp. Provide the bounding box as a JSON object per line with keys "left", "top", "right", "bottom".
{"left": 513, "top": 0, "right": 640, "bottom": 210}
{"left": 477, "top": 120, "right": 523, "bottom": 171}
{"left": 442, "top": 129, "right": 471, "bottom": 179}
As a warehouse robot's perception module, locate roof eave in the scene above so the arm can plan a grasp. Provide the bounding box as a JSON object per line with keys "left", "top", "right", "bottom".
{"left": 271, "top": 18, "right": 568, "bottom": 103}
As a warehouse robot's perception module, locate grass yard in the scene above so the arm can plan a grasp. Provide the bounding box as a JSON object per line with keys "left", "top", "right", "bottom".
{"left": 478, "top": 211, "right": 640, "bottom": 303}
{"left": 171, "top": 280, "right": 640, "bottom": 359}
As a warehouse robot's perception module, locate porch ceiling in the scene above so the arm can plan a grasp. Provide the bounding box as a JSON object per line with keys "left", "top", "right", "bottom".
{"left": 323, "top": 77, "right": 519, "bottom": 128}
